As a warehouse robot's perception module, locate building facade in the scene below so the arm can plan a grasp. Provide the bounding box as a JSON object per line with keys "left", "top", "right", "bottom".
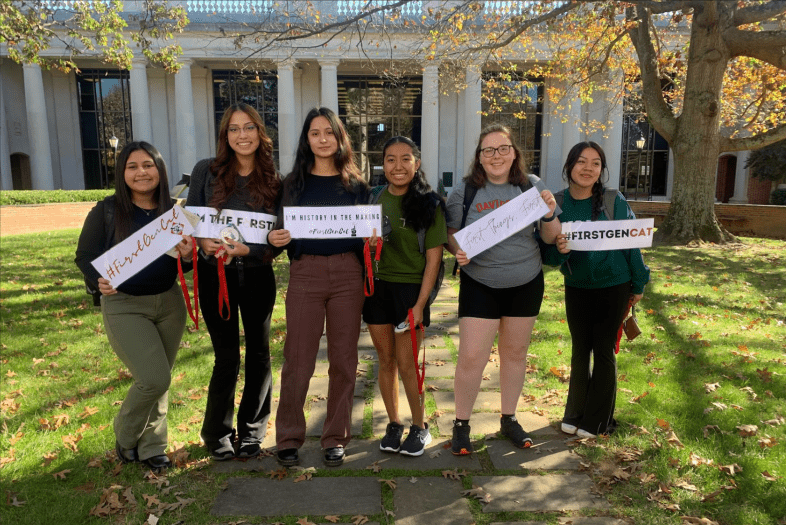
{"left": 0, "top": 1, "right": 757, "bottom": 203}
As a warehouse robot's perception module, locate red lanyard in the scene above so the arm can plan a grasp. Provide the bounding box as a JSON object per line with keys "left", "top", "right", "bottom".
{"left": 614, "top": 301, "right": 633, "bottom": 354}
{"left": 215, "top": 248, "right": 231, "bottom": 321}
{"left": 177, "top": 238, "right": 199, "bottom": 330}
{"left": 407, "top": 309, "right": 426, "bottom": 396}
{"left": 363, "top": 238, "right": 383, "bottom": 297}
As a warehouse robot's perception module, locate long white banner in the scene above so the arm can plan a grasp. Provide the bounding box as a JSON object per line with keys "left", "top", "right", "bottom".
{"left": 91, "top": 204, "right": 195, "bottom": 287}
{"left": 284, "top": 205, "right": 382, "bottom": 239}
{"left": 186, "top": 206, "right": 276, "bottom": 244}
{"left": 452, "top": 186, "right": 550, "bottom": 259}
{"left": 562, "top": 218, "right": 655, "bottom": 251}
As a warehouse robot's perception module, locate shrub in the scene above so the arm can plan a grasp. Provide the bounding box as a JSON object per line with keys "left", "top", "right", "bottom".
{"left": 0, "top": 190, "right": 113, "bottom": 205}
{"left": 771, "top": 188, "right": 786, "bottom": 206}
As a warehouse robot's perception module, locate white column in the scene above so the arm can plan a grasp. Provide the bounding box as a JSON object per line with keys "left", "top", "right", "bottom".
{"left": 561, "top": 86, "right": 581, "bottom": 176}
{"left": 293, "top": 66, "right": 303, "bottom": 131}
{"left": 175, "top": 59, "right": 197, "bottom": 182}
{"left": 277, "top": 60, "right": 297, "bottom": 175}
{"left": 0, "top": 60, "right": 13, "bottom": 190}
{"left": 729, "top": 151, "right": 750, "bottom": 203}
{"left": 462, "top": 63, "right": 482, "bottom": 178}
{"left": 421, "top": 64, "right": 440, "bottom": 190}
{"left": 319, "top": 59, "right": 339, "bottom": 114}
{"left": 23, "top": 63, "right": 54, "bottom": 189}
{"left": 129, "top": 57, "right": 152, "bottom": 142}
{"left": 602, "top": 80, "right": 623, "bottom": 190}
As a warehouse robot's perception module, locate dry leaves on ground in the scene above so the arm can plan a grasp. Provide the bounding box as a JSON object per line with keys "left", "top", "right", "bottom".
{"left": 378, "top": 479, "right": 396, "bottom": 490}
{"left": 442, "top": 469, "right": 467, "bottom": 481}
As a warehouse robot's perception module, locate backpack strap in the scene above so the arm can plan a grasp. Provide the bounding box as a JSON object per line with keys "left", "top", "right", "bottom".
{"left": 370, "top": 184, "right": 387, "bottom": 204}
{"left": 103, "top": 196, "right": 115, "bottom": 249}
{"left": 600, "top": 188, "right": 619, "bottom": 221}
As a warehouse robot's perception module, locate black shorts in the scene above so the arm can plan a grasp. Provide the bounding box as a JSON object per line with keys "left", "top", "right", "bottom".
{"left": 458, "top": 270, "right": 544, "bottom": 319}
{"left": 362, "top": 279, "right": 431, "bottom": 327}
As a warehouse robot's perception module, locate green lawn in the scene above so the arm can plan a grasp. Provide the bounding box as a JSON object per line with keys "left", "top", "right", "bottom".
{"left": 1, "top": 230, "right": 784, "bottom": 524}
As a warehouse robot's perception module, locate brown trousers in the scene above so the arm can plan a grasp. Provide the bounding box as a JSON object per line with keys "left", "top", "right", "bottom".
{"left": 276, "top": 253, "right": 364, "bottom": 450}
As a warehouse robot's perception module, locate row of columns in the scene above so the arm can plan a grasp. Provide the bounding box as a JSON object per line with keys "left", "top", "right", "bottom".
{"left": 10, "top": 58, "right": 754, "bottom": 202}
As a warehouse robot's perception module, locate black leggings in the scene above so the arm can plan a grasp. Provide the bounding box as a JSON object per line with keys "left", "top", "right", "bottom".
{"left": 563, "top": 282, "right": 630, "bottom": 435}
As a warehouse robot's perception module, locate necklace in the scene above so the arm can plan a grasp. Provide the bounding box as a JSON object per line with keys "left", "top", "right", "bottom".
{"left": 135, "top": 203, "right": 155, "bottom": 216}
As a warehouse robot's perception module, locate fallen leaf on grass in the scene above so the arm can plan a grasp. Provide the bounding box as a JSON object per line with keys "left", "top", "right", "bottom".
{"left": 719, "top": 464, "right": 743, "bottom": 475}
{"left": 62, "top": 433, "right": 82, "bottom": 452}
{"left": 704, "top": 382, "right": 720, "bottom": 393}
{"left": 656, "top": 418, "right": 671, "bottom": 430}
{"left": 674, "top": 480, "right": 698, "bottom": 491}
{"left": 762, "top": 415, "right": 785, "bottom": 426}
{"left": 737, "top": 424, "right": 758, "bottom": 437}
{"left": 293, "top": 471, "right": 312, "bottom": 483}
{"left": 461, "top": 485, "right": 492, "bottom": 504}
{"left": 52, "top": 469, "right": 71, "bottom": 480}
{"left": 296, "top": 518, "right": 316, "bottom": 525}
{"left": 666, "top": 431, "right": 684, "bottom": 449}
{"left": 351, "top": 515, "right": 369, "bottom": 525}
{"left": 8, "top": 494, "right": 25, "bottom": 507}
{"left": 146, "top": 515, "right": 159, "bottom": 525}
{"left": 366, "top": 461, "right": 382, "bottom": 473}
{"left": 269, "top": 468, "right": 288, "bottom": 480}
{"left": 378, "top": 479, "right": 396, "bottom": 490}
{"left": 79, "top": 406, "right": 99, "bottom": 419}
{"left": 703, "top": 425, "right": 722, "bottom": 438}
{"left": 442, "top": 469, "right": 467, "bottom": 481}
{"left": 42, "top": 452, "right": 58, "bottom": 467}
{"left": 629, "top": 391, "right": 649, "bottom": 404}
{"left": 325, "top": 517, "right": 340, "bottom": 524}
{"left": 756, "top": 368, "right": 773, "bottom": 383}
{"left": 762, "top": 471, "right": 779, "bottom": 481}
{"left": 680, "top": 517, "right": 719, "bottom": 525}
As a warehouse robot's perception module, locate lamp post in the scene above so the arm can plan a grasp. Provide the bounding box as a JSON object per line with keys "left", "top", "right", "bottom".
{"left": 635, "top": 136, "right": 645, "bottom": 201}
{"left": 109, "top": 135, "right": 119, "bottom": 188}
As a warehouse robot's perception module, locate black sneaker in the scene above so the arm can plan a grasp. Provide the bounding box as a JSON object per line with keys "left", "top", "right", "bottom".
{"left": 237, "top": 441, "right": 261, "bottom": 458}
{"left": 400, "top": 423, "right": 432, "bottom": 457}
{"left": 211, "top": 444, "right": 235, "bottom": 461}
{"left": 380, "top": 422, "right": 405, "bottom": 453}
{"left": 500, "top": 415, "right": 533, "bottom": 448}
{"left": 451, "top": 420, "right": 473, "bottom": 456}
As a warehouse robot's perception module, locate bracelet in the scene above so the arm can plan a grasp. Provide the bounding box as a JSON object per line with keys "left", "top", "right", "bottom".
{"left": 541, "top": 213, "right": 557, "bottom": 222}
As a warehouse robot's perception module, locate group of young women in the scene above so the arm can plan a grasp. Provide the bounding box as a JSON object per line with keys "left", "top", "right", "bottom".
{"left": 76, "top": 102, "right": 648, "bottom": 472}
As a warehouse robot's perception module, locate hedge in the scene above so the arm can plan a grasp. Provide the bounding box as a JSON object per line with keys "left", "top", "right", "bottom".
{"left": 0, "top": 190, "right": 114, "bottom": 205}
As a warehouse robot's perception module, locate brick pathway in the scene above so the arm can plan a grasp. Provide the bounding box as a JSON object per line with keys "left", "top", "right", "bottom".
{"left": 0, "top": 202, "right": 94, "bottom": 237}
{"left": 210, "top": 284, "right": 621, "bottom": 524}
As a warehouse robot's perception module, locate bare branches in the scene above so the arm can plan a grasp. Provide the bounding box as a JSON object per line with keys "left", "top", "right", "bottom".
{"left": 724, "top": 28, "right": 786, "bottom": 68}
{"left": 733, "top": 1, "right": 786, "bottom": 26}
{"left": 722, "top": 123, "right": 786, "bottom": 152}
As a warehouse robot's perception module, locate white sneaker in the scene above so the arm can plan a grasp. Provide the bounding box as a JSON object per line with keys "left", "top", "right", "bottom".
{"left": 399, "top": 423, "right": 432, "bottom": 457}
{"left": 561, "top": 422, "right": 577, "bottom": 435}
{"left": 576, "top": 429, "right": 597, "bottom": 439}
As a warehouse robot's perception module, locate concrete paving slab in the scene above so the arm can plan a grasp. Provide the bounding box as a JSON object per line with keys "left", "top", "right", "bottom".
{"left": 306, "top": 375, "right": 330, "bottom": 398}
{"left": 436, "top": 412, "right": 556, "bottom": 437}
{"left": 473, "top": 474, "right": 608, "bottom": 512}
{"left": 393, "top": 476, "right": 474, "bottom": 525}
{"left": 557, "top": 518, "right": 627, "bottom": 525}
{"left": 490, "top": 522, "right": 548, "bottom": 525}
{"left": 306, "top": 395, "right": 365, "bottom": 437}
{"left": 423, "top": 378, "right": 455, "bottom": 392}
{"left": 425, "top": 363, "right": 456, "bottom": 378}
{"left": 313, "top": 361, "right": 329, "bottom": 376}
{"left": 211, "top": 476, "right": 380, "bottom": 516}
{"left": 486, "top": 438, "right": 582, "bottom": 471}
{"left": 423, "top": 348, "right": 453, "bottom": 363}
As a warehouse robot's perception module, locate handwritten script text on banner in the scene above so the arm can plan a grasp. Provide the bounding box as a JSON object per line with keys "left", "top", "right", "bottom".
{"left": 452, "top": 186, "right": 550, "bottom": 259}
{"left": 91, "top": 205, "right": 194, "bottom": 287}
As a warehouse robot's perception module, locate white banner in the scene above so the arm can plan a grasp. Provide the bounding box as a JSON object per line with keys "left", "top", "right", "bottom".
{"left": 562, "top": 218, "right": 655, "bottom": 251}
{"left": 284, "top": 205, "right": 382, "bottom": 239}
{"left": 91, "top": 204, "right": 195, "bottom": 287}
{"left": 186, "top": 206, "right": 276, "bottom": 244}
{"left": 453, "top": 186, "right": 550, "bottom": 259}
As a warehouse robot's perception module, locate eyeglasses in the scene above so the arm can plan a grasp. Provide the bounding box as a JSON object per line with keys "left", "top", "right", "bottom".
{"left": 227, "top": 124, "right": 258, "bottom": 134}
{"left": 480, "top": 145, "right": 513, "bottom": 158}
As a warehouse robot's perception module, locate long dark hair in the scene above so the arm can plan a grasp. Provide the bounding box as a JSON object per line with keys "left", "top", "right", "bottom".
{"left": 209, "top": 103, "right": 280, "bottom": 211}
{"left": 562, "top": 141, "right": 609, "bottom": 221}
{"left": 114, "top": 141, "right": 172, "bottom": 241}
{"left": 382, "top": 136, "right": 445, "bottom": 232}
{"left": 463, "top": 123, "right": 528, "bottom": 189}
{"left": 285, "top": 107, "right": 365, "bottom": 200}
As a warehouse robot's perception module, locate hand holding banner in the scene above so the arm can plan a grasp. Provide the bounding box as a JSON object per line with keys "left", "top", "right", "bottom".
{"left": 91, "top": 204, "right": 195, "bottom": 287}
{"left": 453, "top": 186, "right": 550, "bottom": 259}
{"left": 186, "top": 206, "right": 276, "bottom": 244}
{"left": 562, "top": 218, "right": 655, "bottom": 251}
{"left": 284, "top": 205, "right": 382, "bottom": 239}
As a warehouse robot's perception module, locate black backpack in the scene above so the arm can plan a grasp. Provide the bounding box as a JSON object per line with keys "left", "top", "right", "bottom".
{"left": 85, "top": 197, "right": 116, "bottom": 306}
{"left": 369, "top": 185, "right": 445, "bottom": 306}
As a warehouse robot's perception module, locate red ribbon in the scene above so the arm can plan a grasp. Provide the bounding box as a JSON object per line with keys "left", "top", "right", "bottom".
{"left": 177, "top": 237, "right": 199, "bottom": 330}
{"left": 614, "top": 299, "right": 634, "bottom": 354}
{"left": 215, "top": 248, "right": 231, "bottom": 321}
{"left": 407, "top": 309, "right": 426, "bottom": 396}
{"left": 363, "top": 238, "right": 383, "bottom": 297}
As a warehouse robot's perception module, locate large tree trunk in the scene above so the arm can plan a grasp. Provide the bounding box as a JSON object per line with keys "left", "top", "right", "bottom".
{"left": 647, "top": 2, "right": 737, "bottom": 244}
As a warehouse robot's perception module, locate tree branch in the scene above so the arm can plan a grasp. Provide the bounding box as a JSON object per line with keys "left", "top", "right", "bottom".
{"left": 721, "top": 123, "right": 786, "bottom": 152}
{"left": 733, "top": 1, "right": 786, "bottom": 26}
{"left": 626, "top": 5, "right": 677, "bottom": 141}
{"left": 724, "top": 28, "right": 786, "bottom": 68}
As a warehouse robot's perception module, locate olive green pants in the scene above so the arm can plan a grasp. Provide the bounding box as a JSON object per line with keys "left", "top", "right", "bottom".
{"left": 102, "top": 283, "right": 186, "bottom": 460}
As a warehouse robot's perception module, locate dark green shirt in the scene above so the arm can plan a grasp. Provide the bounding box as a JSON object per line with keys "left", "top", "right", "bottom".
{"left": 376, "top": 189, "right": 448, "bottom": 284}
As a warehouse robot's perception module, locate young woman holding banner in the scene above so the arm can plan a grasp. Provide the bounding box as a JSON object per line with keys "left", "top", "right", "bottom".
{"left": 364, "top": 136, "right": 447, "bottom": 457}
{"left": 548, "top": 141, "right": 650, "bottom": 438}
{"left": 268, "top": 107, "right": 368, "bottom": 467}
{"left": 75, "top": 141, "right": 193, "bottom": 473}
{"left": 446, "top": 124, "right": 560, "bottom": 455}
{"left": 186, "top": 103, "right": 282, "bottom": 460}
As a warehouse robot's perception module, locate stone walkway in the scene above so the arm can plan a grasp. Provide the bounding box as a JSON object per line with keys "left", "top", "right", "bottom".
{"left": 210, "top": 283, "right": 622, "bottom": 525}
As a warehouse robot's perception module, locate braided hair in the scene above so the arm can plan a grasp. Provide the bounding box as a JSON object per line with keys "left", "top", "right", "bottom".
{"left": 562, "top": 141, "right": 608, "bottom": 221}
